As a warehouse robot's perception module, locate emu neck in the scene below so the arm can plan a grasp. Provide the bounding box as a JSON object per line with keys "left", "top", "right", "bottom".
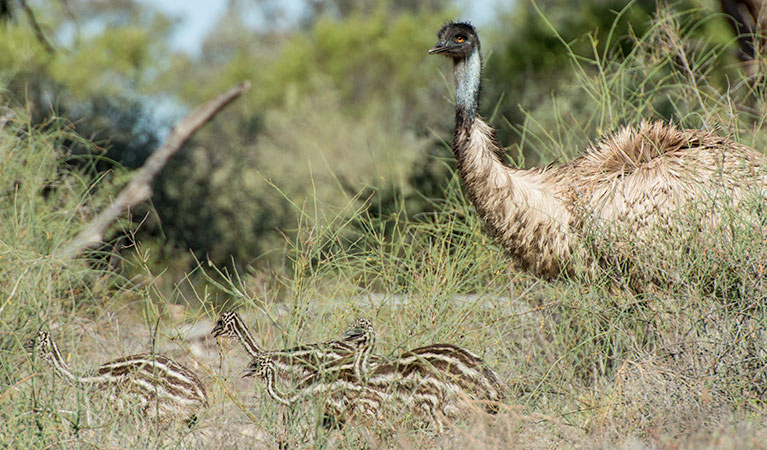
{"left": 264, "top": 367, "right": 294, "bottom": 406}
{"left": 454, "top": 48, "right": 482, "bottom": 120}
{"left": 235, "top": 319, "right": 263, "bottom": 357}
{"left": 353, "top": 338, "right": 373, "bottom": 382}
{"left": 451, "top": 47, "right": 515, "bottom": 213}
{"left": 47, "top": 344, "right": 84, "bottom": 385}
{"left": 449, "top": 50, "right": 571, "bottom": 278}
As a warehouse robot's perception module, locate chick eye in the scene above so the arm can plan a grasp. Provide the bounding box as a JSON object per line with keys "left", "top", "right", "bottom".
{"left": 456, "top": 36, "right": 465, "bottom": 43}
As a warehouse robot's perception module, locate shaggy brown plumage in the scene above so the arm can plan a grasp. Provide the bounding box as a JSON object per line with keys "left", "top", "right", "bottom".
{"left": 431, "top": 22, "right": 767, "bottom": 279}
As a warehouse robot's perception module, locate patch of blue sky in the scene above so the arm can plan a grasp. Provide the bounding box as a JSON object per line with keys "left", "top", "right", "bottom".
{"left": 147, "top": 0, "right": 506, "bottom": 55}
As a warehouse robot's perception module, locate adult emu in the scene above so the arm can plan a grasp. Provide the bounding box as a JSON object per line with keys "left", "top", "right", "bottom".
{"left": 430, "top": 22, "right": 767, "bottom": 280}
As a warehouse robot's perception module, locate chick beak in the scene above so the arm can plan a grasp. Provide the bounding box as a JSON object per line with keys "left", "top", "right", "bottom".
{"left": 342, "top": 328, "right": 364, "bottom": 342}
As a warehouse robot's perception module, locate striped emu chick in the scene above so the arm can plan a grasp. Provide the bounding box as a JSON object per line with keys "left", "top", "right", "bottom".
{"left": 246, "top": 353, "right": 391, "bottom": 427}
{"left": 25, "top": 330, "right": 208, "bottom": 425}
{"left": 243, "top": 318, "right": 385, "bottom": 427}
{"left": 301, "top": 339, "right": 503, "bottom": 432}
{"left": 212, "top": 311, "right": 371, "bottom": 381}
{"left": 333, "top": 317, "right": 376, "bottom": 383}
{"left": 254, "top": 320, "right": 502, "bottom": 433}
{"left": 386, "top": 344, "right": 502, "bottom": 419}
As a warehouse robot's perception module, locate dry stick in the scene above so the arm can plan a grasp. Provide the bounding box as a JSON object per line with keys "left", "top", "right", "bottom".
{"left": 58, "top": 81, "right": 252, "bottom": 261}
{"left": 18, "top": 0, "right": 56, "bottom": 54}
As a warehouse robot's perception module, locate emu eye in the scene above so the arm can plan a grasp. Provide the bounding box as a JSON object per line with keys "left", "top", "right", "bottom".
{"left": 456, "top": 36, "right": 465, "bottom": 43}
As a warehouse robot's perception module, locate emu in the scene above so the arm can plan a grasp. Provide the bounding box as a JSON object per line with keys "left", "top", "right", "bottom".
{"left": 25, "top": 330, "right": 208, "bottom": 425}
{"left": 252, "top": 320, "right": 503, "bottom": 432}
{"left": 246, "top": 353, "right": 391, "bottom": 429}
{"left": 320, "top": 341, "right": 503, "bottom": 430}
{"left": 430, "top": 22, "right": 767, "bottom": 279}
{"left": 212, "top": 312, "right": 375, "bottom": 382}
{"left": 242, "top": 318, "right": 384, "bottom": 429}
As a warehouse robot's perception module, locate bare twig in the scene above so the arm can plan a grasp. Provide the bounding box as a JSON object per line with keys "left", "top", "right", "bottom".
{"left": 18, "top": 0, "right": 56, "bottom": 54}
{"left": 58, "top": 81, "right": 252, "bottom": 261}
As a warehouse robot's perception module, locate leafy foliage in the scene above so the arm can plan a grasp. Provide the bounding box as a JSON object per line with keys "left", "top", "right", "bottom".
{"left": 149, "top": 9, "right": 452, "bottom": 268}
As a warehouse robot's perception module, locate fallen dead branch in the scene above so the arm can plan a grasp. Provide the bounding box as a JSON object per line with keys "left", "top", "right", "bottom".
{"left": 58, "top": 81, "right": 252, "bottom": 261}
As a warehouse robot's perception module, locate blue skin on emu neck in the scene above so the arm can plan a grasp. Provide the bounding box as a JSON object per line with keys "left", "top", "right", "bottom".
{"left": 455, "top": 48, "right": 482, "bottom": 120}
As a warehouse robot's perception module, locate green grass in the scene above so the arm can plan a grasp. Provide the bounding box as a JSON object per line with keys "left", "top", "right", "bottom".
{"left": 3, "top": 5, "right": 767, "bottom": 449}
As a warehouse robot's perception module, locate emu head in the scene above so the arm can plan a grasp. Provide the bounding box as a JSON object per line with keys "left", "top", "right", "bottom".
{"left": 429, "top": 21, "right": 480, "bottom": 59}
{"left": 211, "top": 311, "right": 240, "bottom": 338}
{"left": 245, "top": 354, "right": 274, "bottom": 380}
{"left": 24, "top": 330, "right": 55, "bottom": 364}
{"left": 341, "top": 318, "right": 374, "bottom": 348}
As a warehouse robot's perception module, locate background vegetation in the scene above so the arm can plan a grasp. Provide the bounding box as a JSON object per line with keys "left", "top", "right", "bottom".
{"left": 2, "top": 0, "right": 767, "bottom": 448}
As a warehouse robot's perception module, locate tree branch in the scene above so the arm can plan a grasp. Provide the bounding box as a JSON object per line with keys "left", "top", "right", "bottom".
{"left": 18, "top": 0, "right": 56, "bottom": 54}
{"left": 58, "top": 81, "right": 252, "bottom": 261}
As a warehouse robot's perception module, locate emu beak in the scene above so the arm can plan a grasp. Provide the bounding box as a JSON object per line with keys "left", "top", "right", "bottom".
{"left": 23, "top": 338, "right": 35, "bottom": 350}
{"left": 211, "top": 323, "right": 223, "bottom": 338}
{"left": 242, "top": 361, "right": 257, "bottom": 378}
{"left": 341, "top": 328, "right": 364, "bottom": 341}
{"left": 428, "top": 41, "right": 448, "bottom": 55}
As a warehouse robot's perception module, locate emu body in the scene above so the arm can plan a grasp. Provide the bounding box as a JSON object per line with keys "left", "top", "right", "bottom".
{"left": 26, "top": 330, "right": 208, "bottom": 424}
{"left": 431, "top": 22, "right": 767, "bottom": 279}
{"left": 315, "top": 343, "right": 502, "bottom": 409}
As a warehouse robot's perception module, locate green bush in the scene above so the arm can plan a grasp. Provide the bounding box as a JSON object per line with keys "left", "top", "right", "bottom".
{"left": 150, "top": 10, "right": 453, "bottom": 269}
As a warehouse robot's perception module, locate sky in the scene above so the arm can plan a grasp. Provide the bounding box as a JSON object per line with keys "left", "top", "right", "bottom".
{"left": 144, "top": 0, "right": 502, "bottom": 55}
